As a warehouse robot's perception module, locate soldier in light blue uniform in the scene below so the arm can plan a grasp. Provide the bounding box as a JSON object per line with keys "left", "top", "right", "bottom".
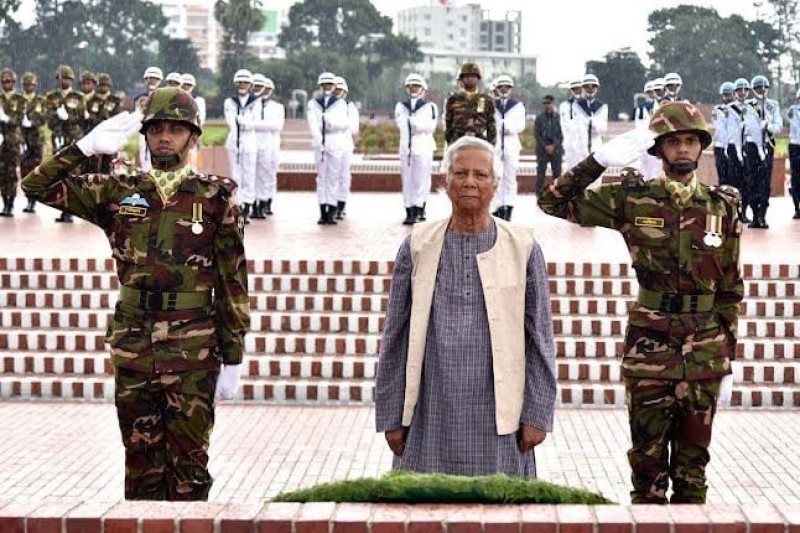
{"left": 744, "top": 75, "right": 782, "bottom": 229}
{"left": 726, "top": 78, "right": 750, "bottom": 220}
{"left": 788, "top": 89, "right": 800, "bottom": 219}
{"left": 712, "top": 82, "right": 734, "bottom": 186}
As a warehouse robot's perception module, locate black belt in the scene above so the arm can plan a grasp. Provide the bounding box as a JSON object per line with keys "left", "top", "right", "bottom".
{"left": 119, "top": 286, "right": 212, "bottom": 311}
{"left": 637, "top": 288, "right": 715, "bottom": 313}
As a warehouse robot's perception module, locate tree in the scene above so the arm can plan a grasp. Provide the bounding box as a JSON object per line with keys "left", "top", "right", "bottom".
{"left": 159, "top": 37, "right": 202, "bottom": 80}
{"left": 214, "top": 0, "right": 264, "bottom": 97}
{"left": 765, "top": 0, "right": 799, "bottom": 94}
{"left": 647, "top": 5, "right": 778, "bottom": 103}
{"left": 586, "top": 48, "right": 646, "bottom": 120}
{"left": 0, "top": 0, "right": 20, "bottom": 22}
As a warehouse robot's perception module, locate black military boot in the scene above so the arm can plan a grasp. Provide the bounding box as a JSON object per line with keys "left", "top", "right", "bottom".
{"left": 4, "top": 196, "right": 14, "bottom": 217}
{"left": 317, "top": 204, "right": 327, "bottom": 224}
{"left": 740, "top": 205, "right": 752, "bottom": 223}
{"left": 794, "top": 206, "right": 800, "bottom": 219}
{"left": 325, "top": 204, "right": 338, "bottom": 225}
{"left": 418, "top": 202, "right": 427, "bottom": 221}
{"left": 505, "top": 205, "right": 514, "bottom": 221}
{"left": 0, "top": 196, "right": 8, "bottom": 217}
{"left": 251, "top": 201, "right": 264, "bottom": 219}
{"left": 55, "top": 212, "right": 73, "bottom": 223}
{"left": 23, "top": 197, "right": 36, "bottom": 213}
{"left": 402, "top": 207, "right": 416, "bottom": 225}
{"left": 242, "top": 203, "right": 251, "bottom": 224}
{"left": 335, "top": 201, "right": 346, "bottom": 220}
{"left": 265, "top": 198, "right": 273, "bottom": 215}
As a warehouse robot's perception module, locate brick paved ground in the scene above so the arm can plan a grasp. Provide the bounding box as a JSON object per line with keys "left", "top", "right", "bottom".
{"left": 0, "top": 403, "right": 798, "bottom": 505}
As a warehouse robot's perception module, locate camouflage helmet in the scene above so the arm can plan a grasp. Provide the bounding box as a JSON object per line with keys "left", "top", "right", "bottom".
{"left": 458, "top": 62, "right": 481, "bottom": 79}
{"left": 80, "top": 71, "right": 97, "bottom": 83}
{"left": 97, "top": 73, "right": 112, "bottom": 87}
{"left": 0, "top": 68, "right": 16, "bottom": 82}
{"left": 647, "top": 101, "right": 712, "bottom": 155}
{"left": 21, "top": 72, "right": 37, "bottom": 85}
{"left": 56, "top": 65, "right": 74, "bottom": 79}
{"left": 140, "top": 87, "right": 202, "bottom": 136}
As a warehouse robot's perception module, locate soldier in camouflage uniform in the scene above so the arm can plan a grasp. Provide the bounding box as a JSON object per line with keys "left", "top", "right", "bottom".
{"left": 20, "top": 72, "right": 47, "bottom": 213}
{"left": 539, "top": 102, "right": 744, "bottom": 504}
{"left": 0, "top": 68, "right": 28, "bottom": 217}
{"left": 21, "top": 87, "right": 250, "bottom": 501}
{"left": 45, "top": 65, "right": 86, "bottom": 223}
{"left": 444, "top": 63, "right": 496, "bottom": 147}
{"left": 84, "top": 73, "right": 122, "bottom": 173}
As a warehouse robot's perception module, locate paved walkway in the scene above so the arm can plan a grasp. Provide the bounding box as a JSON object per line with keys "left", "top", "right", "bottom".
{"left": 0, "top": 403, "right": 797, "bottom": 505}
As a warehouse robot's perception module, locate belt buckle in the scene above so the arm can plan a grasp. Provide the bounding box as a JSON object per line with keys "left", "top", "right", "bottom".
{"left": 147, "top": 290, "right": 163, "bottom": 311}
{"left": 661, "top": 294, "right": 683, "bottom": 313}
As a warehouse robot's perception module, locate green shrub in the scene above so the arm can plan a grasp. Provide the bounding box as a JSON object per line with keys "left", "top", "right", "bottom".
{"left": 272, "top": 470, "right": 612, "bottom": 504}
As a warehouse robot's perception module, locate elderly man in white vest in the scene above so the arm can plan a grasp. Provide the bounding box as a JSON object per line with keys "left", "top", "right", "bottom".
{"left": 375, "top": 136, "right": 558, "bottom": 477}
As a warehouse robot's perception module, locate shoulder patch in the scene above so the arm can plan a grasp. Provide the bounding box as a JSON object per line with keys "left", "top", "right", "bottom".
{"left": 620, "top": 167, "right": 647, "bottom": 189}
{"left": 710, "top": 184, "right": 741, "bottom": 206}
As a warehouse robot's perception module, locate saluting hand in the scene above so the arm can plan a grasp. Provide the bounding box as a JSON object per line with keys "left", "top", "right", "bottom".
{"left": 76, "top": 111, "right": 143, "bottom": 157}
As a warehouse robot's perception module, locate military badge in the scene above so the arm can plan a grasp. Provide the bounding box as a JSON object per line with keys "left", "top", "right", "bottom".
{"left": 477, "top": 98, "right": 485, "bottom": 113}
{"left": 66, "top": 97, "right": 78, "bottom": 109}
{"left": 634, "top": 217, "right": 665, "bottom": 228}
{"left": 703, "top": 214, "right": 723, "bottom": 248}
{"left": 191, "top": 202, "right": 204, "bottom": 235}
{"left": 120, "top": 193, "right": 149, "bottom": 208}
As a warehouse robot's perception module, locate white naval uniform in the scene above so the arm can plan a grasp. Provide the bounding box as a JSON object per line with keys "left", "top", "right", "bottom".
{"left": 336, "top": 100, "right": 360, "bottom": 205}
{"left": 560, "top": 97, "right": 583, "bottom": 169}
{"left": 307, "top": 94, "right": 350, "bottom": 206}
{"left": 253, "top": 96, "right": 285, "bottom": 204}
{"left": 224, "top": 93, "right": 259, "bottom": 203}
{"left": 395, "top": 97, "right": 438, "bottom": 209}
{"left": 493, "top": 97, "right": 526, "bottom": 207}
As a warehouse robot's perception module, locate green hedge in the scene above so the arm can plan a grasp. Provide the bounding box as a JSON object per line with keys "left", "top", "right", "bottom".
{"left": 272, "top": 471, "right": 612, "bottom": 504}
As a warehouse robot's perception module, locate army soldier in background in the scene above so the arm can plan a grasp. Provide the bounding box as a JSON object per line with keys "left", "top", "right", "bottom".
{"left": 22, "top": 87, "right": 250, "bottom": 500}
{"left": 80, "top": 71, "right": 97, "bottom": 103}
{"left": 491, "top": 74, "right": 525, "bottom": 221}
{"left": 20, "top": 72, "right": 47, "bottom": 213}
{"left": 539, "top": 102, "right": 743, "bottom": 504}
{"left": 0, "top": 68, "right": 27, "bottom": 217}
{"left": 745, "top": 75, "right": 782, "bottom": 229}
{"left": 46, "top": 64, "right": 86, "bottom": 223}
{"left": 444, "top": 63, "right": 496, "bottom": 147}
{"left": 85, "top": 73, "right": 123, "bottom": 173}
{"left": 712, "top": 82, "right": 734, "bottom": 187}
{"left": 251, "top": 73, "right": 284, "bottom": 219}
{"left": 788, "top": 89, "right": 800, "bottom": 219}
{"left": 395, "top": 73, "right": 437, "bottom": 225}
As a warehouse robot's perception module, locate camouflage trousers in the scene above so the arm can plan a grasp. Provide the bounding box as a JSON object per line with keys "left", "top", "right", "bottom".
{"left": 20, "top": 143, "right": 43, "bottom": 183}
{"left": 0, "top": 147, "right": 20, "bottom": 197}
{"left": 115, "top": 366, "right": 219, "bottom": 501}
{"left": 624, "top": 376, "right": 721, "bottom": 504}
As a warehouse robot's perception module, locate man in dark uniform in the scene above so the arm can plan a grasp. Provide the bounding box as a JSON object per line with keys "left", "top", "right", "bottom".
{"left": 539, "top": 102, "right": 744, "bottom": 504}
{"left": 84, "top": 73, "right": 123, "bottom": 173}
{"left": 0, "top": 68, "right": 27, "bottom": 217}
{"left": 20, "top": 72, "right": 47, "bottom": 213}
{"left": 45, "top": 64, "right": 86, "bottom": 223}
{"left": 22, "top": 87, "right": 251, "bottom": 501}
{"left": 444, "top": 62, "right": 496, "bottom": 146}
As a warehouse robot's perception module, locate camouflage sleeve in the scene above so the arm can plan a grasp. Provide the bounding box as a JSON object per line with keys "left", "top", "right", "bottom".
{"left": 537, "top": 155, "right": 626, "bottom": 230}
{"left": 212, "top": 189, "right": 250, "bottom": 365}
{"left": 45, "top": 95, "right": 61, "bottom": 132}
{"left": 20, "top": 144, "right": 110, "bottom": 224}
{"left": 444, "top": 96, "right": 454, "bottom": 144}
{"left": 485, "top": 97, "right": 497, "bottom": 145}
{"left": 714, "top": 189, "right": 745, "bottom": 349}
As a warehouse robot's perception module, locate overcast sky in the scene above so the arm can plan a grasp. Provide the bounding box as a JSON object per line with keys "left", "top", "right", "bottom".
{"left": 13, "top": 0, "right": 767, "bottom": 85}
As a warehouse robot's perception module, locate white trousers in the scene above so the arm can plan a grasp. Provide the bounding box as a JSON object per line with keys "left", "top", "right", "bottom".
{"left": 400, "top": 152, "right": 432, "bottom": 207}
{"left": 228, "top": 147, "right": 257, "bottom": 203}
{"left": 336, "top": 150, "right": 353, "bottom": 203}
{"left": 315, "top": 150, "right": 342, "bottom": 205}
{"left": 255, "top": 147, "right": 279, "bottom": 201}
{"left": 495, "top": 153, "right": 519, "bottom": 206}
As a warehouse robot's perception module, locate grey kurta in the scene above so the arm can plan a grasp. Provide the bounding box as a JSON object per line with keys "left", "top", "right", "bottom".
{"left": 375, "top": 220, "right": 557, "bottom": 477}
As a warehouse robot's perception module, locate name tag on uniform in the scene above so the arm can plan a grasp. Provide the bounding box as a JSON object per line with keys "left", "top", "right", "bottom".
{"left": 119, "top": 206, "right": 147, "bottom": 217}
{"left": 635, "top": 217, "right": 665, "bottom": 228}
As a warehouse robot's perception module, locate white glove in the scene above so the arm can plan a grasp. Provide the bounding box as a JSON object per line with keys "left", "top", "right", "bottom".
{"left": 214, "top": 364, "right": 241, "bottom": 401}
{"left": 84, "top": 110, "right": 90, "bottom": 120}
{"left": 21, "top": 114, "right": 31, "bottom": 128}
{"left": 718, "top": 374, "right": 734, "bottom": 407}
{"left": 0, "top": 133, "right": 4, "bottom": 146}
{"left": 236, "top": 114, "right": 252, "bottom": 129}
{"left": 56, "top": 105, "right": 69, "bottom": 121}
{"left": 76, "top": 110, "right": 143, "bottom": 157}
{"left": 0, "top": 106, "right": 9, "bottom": 123}
{"left": 592, "top": 128, "right": 655, "bottom": 168}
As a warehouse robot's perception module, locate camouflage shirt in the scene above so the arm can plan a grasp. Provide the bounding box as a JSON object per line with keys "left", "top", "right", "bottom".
{"left": 45, "top": 88, "right": 86, "bottom": 145}
{"left": 444, "top": 90, "right": 496, "bottom": 145}
{"left": 0, "top": 90, "right": 28, "bottom": 150}
{"left": 21, "top": 144, "right": 251, "bottom": 367}
{"left": 22, "top": 93, "right": 47, "bottom": 147}
{"left": 85, "top": 93, "right": 122, "bottom": 133}
{"left": 538, "top": 157, "right": 744, "bottom": 380}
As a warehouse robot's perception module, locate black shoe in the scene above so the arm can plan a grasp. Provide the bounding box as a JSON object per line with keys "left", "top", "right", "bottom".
{"left": 335, "top": 201, "right": 345, "bottom": 220}
{"left": 0, "top": 197, "right": 8, "bottom": 217}
{"left": 251, "top": 201, "right": 265, "bottom": 219}
{"left": 22, "top": 198, "right": 35, "bottom": 213}
{"left": 740, "top": 210, "right": 752, "bottom": 223}
{"left": 241, "top": 203, "right": 251, "bottom": 224}
{"left": 793, "top": 207, "right": 800, "bottom": 219}
{"left": 505, "top": 206, "right": 514, "bottom": 221}
{"left": 55, "top": 212, "right": 73, "bottom": 223}
{"left": 265, "top": 198, "right": 273, "bottom": 215}
{"left": 402, "top": 207, "right": 416, "bottom": 225}
{"left": 317, "top": 204, "right": 327, "bottom": 224}
{"left": 759, "top": 215, "right": 769, "bottom": 229}
{"left": 326, "top": 204, "right": 338, "bottom": 224}
{"left": 418, "top": 202, "right": 427, "bottom": 221}
{"left": 748, "top": 218, "right": 762, "bottom": 229}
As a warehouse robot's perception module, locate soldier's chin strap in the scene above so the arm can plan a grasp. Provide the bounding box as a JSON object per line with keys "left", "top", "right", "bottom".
{"left": 150, "top": 137, "right": 193, "bottom": 171}
{"left": 666, "top": 160, "right": 698, "bottom": 176}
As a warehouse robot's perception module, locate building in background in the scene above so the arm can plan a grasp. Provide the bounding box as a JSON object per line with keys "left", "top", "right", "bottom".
{"left": 396, "top": 3, "right": 482, "bottom": 53}
{"left": 479, "top": 9, "right": 520, "bottom": 53}
{"left": 410, "top": 49, "right": 536, "bottom": 85}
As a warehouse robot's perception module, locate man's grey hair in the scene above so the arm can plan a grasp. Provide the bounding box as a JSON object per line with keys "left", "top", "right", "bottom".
{"left": 441, "top": 136, "right": 502, "bottom": 185}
